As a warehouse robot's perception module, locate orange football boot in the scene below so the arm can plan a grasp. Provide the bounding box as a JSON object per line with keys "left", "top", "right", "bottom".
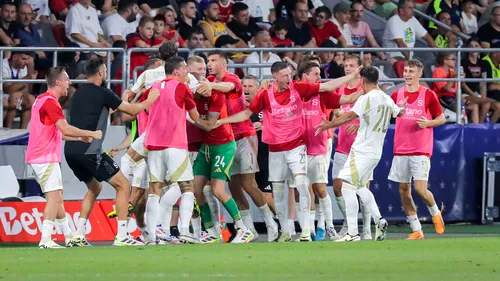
{"left": 406, "top": 231, "right": 425, "bottom": 240}
{"left": 432, "top": 211, "right": 445, "bottom": 235}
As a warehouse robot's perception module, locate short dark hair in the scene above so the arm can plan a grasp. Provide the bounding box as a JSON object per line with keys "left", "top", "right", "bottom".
{"left": 297, "top": 61, "right": 320, "bottom": 80}
{"left": 231, "top": 2, "right": 248, "bottom": 15}
{"left": 11, "top": 50, "right": 31, "bottom": 57}
{"left": 188, "top": 27, "right": 204, "bottom": 39}
{"left": 164, "top": 56, "right": 186, "bottom": 75}
{"left": 46, "top": 66, "right": 67, "bottom": 88}
{"left": 397, "top": 0, "right": 414, "bottom": 11}
{"left": 437, "top": 52, "right": 455, "bottom": 65}
{"left": 117, "top": 0, "right": 137, "bottom": 13}
{"left": 273, "top": 19, "right": 288, "bottom": 32}
{"left": 345, "top": 53, "right": 362, "bottom": 67}
{"left": 271, "top": 61, "right": 290, "bottom": 74}
{"left": 320, "top": 39, "right": 337, "bottom": 48}
{"left": 85, "top": 58, "right": 106, "bottom": 76}
{"left": 315, "top": 6, "right": 331, "bottom": 19}
{"left": 299, "top": 54, "right": 321, "bottom": 67}
{"left": 1, "top": 2, "right": 16, "bottom": 9}
{"left": 243, "top": 75, "right": 258, "bottom": 81}
{"left": 180, "top": 0, "right": 196, "bottom": 9}
{"left": 159, "top": 42, "right": 178, "bottom": 61}
{"left": 360, "top": 66, "right": 379, "bottom": 84}
{"left": 207, "top": 50, "right": 228, "bottom": 63}
{"left": 436, "top": 10, "right": 450, "bottom": 21}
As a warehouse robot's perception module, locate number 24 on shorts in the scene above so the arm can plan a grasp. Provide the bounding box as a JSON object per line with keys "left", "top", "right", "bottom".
{"left": 215, "top": 156, "right": 226, "bottom": 167}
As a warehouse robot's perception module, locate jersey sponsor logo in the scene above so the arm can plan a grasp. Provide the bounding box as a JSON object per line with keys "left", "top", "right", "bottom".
{"left": 302, "top": 109, "right": 320, "bottom": 118}
{"left": 264, "top": 185, "right": 272, "bottom": 191}
{"left": 271, "top": 104, "right": 298, "bottom": 116}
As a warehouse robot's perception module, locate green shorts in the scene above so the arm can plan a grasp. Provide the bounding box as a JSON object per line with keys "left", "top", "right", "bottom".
{"left": 193, "top": 141, "right": 236, "bottom": 181}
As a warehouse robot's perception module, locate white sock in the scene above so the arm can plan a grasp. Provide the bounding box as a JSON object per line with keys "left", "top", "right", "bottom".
{"left": 360, "top": 199, "right": 372, "bottom": 234}
{"left": 342, "top": 183, "right": 359, "bottom": 236}
{"left": 287, "top": 219, "right": 295, "bottom": 234}
{"left": 294, "top": 201, "right": 302, "bottom": 229}
{"left": 145, "top": 194, "right": 160, "bottom": 241}
{"left": 309, "top": 211, "right": 316, "bottom": 235}
{"left": 117, "top": 220, "right": 127, "bottom": 238}
{"left": 240, "top": 209, "right": 256, "bottom": 233}
{"left": 257, "top": 204, "right": 275, "bottom": 227}
{"left": 295, "top": 175, "right": 311, "bottom": 234}
{"left": 120, "top": 154, "right": 134, "bottom": 182}
{"left": 159, "top": 183, "right": 181, "bottom": 235}
{"left": 428, "top": 204, "right": 440, "bottom": 217}
{"left": 272, "top": 182, "right": 287, "bottom": 233}
{"left": 77, "top": 218, "right": 87, "bottom": 236}
{"left": 356, "top": 187, "right": 382, "bottom": 224}
{"left": 315, "top": 203, "right": 326, "bottom": 230}
{"left": 319, "top": 195, "right": 333, "bottom": 228}
{"left": 407, "top": 215, "right": 422, "bottom": 232}
{"left": 179, "top": 192, "right": 195, "bottom": 235}
{"left": 56, "top": 217, "right": 73, "bottom": 239}
{"left": 191, "top": 217, "right": 202, "bottom": 237}
{"left": 203, "top": 185, "right": 221, "bottom": 235}
{"left": 41, "top": 220, "right": 55, "bottom": 243}
{"left": 336, "top": 196, "right": 347, "bottom": 220}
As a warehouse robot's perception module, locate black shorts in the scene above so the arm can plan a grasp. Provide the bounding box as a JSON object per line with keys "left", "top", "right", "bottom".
{"left": 487, "top": 90, "right": 500, "bottom": 103}
{"left": 440, "top": 96, "right": 456, "bottom": 108}
{"left": 256, "top": 139, "right": 272, "bottom": 193}
{"left": 65, "top": 153, "right": 120, "bottom": 183}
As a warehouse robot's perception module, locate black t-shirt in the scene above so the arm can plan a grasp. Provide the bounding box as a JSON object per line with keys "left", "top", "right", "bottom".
{"left": 286, "top": 18, "right": 312, "bottom": 46}
{"left": 226, "top": 18, "right": 261, "bottom": 44}
{"left": 178, "top": 19, "right": 197, "bottom": 41}
{"left": 462, "top": 56, "right": 484, "bottom": 93}
{"left": 65, "top": 83, "right": 123, "bottom": 155}
{"left": 477, "top": 23, "right": 500, "bottom": 46}
{"left": 249, "top": 111, "right": 268, "bottom": 160}
{"left": 326, "top": 61, "right": 345, "bottom": 79}
{"left": 0, "top": 22, "right": 19, "bottom": 46}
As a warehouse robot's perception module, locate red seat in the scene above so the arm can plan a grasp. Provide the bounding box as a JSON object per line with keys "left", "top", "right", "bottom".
{"left": 51, "top": 24, "right": 67, "bottom": 47}
{"left": 393, "top": 60, "right": 406, "bottom": 78}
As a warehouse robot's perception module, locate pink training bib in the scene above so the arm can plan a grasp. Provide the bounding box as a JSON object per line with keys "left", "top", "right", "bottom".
{"left": 303, "top": 95, "right": 327, "bottom": 155}
{"left": 335, "top": 84, "right": 361, "bottom": 154}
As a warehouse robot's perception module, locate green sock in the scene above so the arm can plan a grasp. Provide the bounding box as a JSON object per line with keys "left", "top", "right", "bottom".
{"left": 223, "top": 198, "right": 241, "bottom": 221}
{"left": 199, "top": 203, "right": 214, "bottom": 229}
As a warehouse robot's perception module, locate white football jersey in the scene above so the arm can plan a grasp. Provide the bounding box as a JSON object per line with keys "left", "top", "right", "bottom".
{"left": 130, "top": 65, "right": 199, "bottom": 93}
{"left": 350, "top": 89, "right": 401, "bottom": 159}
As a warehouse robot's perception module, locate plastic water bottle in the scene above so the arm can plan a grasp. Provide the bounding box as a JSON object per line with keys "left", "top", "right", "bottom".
{"left": 281, "top": 5, "right": 287, "bottom": 18}
{"left": 461, "top": 104, "right": 468, "bottom": 124}
{"left": 256, "top": 6, "right": 262, "bottom": 18}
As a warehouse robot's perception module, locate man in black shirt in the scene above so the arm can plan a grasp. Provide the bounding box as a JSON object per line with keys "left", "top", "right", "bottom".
{"left": 0, "top": 2, "right": 19, "bottom": 47}
{"left": 287, "top": 1, "right": 315, "bottom": 62}
{"left": 177, "top": 0, "right": 198, "bottom": 40}
{"left": 65, "top": 58, "right": 159, "bottom": 246}
{"left": 226, "top": 2, "right": 262, "bottom": 45}
{"left": 477, "top": 6, "right": 500, "bottom": 49}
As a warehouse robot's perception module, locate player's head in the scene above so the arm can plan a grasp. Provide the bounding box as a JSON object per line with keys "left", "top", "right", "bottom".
{"left": 164, "top": 56, "right": 189, "bottom": 81}
{"left": 46, "top": 66, "right": 71, "bottom": 96}
{"left": 158, "top": 41, "right": 178, "bottom": 61}
{"left": 299, "top": 54, "right": 321, "bottom": 68}
{"left": 187, "top": 55, "right": 206, "bottom": 80}
{"left": 271, "top": 61, "right": 292, "bottom": 90}
{"left": 344, "top": 53, "right": 362, "bottom": 76}
{"left": 202, "top": 0, "right": 220, "bottom": 22}
{"left": 242, "top": 75, "right": 259, "bottom": 106}
{"left": 85, "top": 57, "right": 107, "bottom": 84}
{"left": 207, "top": 50, "right": 228, "bottom": 76}
{"left": 403, "top": 59, "right": 423, "bottom": 87}
{"left": 298, "top": 61, "right": 321, "bottom": 83}
{"left": 359, "top": 66, "right": 379, "bottom": 91}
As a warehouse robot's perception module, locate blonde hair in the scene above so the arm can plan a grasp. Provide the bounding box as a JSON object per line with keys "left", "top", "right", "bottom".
{"left": 187, "top": 55, "right": 205, "bottom": 65}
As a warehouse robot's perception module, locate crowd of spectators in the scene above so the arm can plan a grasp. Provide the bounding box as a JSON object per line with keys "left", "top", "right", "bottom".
{"left": 1, "top": 0, "right": 499, "bottom": 128}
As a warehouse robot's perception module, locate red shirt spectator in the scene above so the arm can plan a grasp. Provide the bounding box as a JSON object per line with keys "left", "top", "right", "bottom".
{"left": 432, "top": 66, "right": 457, "bottom": 98}
{"left": 308, "top": 19, "right": 342, "bottom": 46}
{"left": 127, "top": 33, "right": 163, "bottom": 77}
{"left": 272, "top": 37, "right": 293, "bottom": 47}
{"left": 217, "top": 0, "right": 234, "bottom": 23}
{"left": 163, "top": 28, "right": 187, "bottom": 47}
{"left": 50, "top": 0, "right": 78, "bottom": 19}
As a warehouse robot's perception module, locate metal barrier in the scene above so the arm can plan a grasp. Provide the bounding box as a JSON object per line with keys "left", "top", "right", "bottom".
{"left": 0, "top": 46, "right": 126, "bottom": 127}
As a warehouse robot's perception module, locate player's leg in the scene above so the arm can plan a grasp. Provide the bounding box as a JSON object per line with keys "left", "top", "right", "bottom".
{"left": 360, "top": 181, "right": 372, "bottom": 240}
{"left": 337, "top": 180, "right": 361, "bottom": 242}
{"left": 55, "top": 199, "right": 77, "bottom": 247}
{"left": 269, "top": 150, "right": 290, "bottom": 242}
{"left": 315, "top": 196, "right": 325, "bottom": 240}
{"left": 332, "top": 152, "right": 348, "bottom": 236}
{"left": 159, "top": 182, "right": 181, "bottom": 239}
{"left": 144, "top": 150, "right": 167, "bottom": 245}
{"left": 203, "top": 184, "right": 221, "bottom": 236}
{"left": 228, "top": 174, "right": 254, "bottom": 235}
{"left": 308, "top": 186, "right": 316, "bottom": 240}
{"left": 389, "top": 156, "right": 424, "bottom": 239}
{"left": 410, "top": 156, "right": 444, "bottom": 235}
{"left": 31, "top": 163, "right": 66, "bottom": 248}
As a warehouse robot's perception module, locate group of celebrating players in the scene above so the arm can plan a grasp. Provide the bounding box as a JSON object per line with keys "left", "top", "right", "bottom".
{"left": 25, "top": 42, "right": 447, "bottom": 248}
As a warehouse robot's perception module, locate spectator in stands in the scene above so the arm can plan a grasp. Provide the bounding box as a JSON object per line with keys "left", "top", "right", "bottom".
{"left": 331, "top": 2, "right": 353, "bottom": 47}
{"left": 363, "top": 52, "right": 394, "bottom": 91}
{"left": 162, "top": 8, "right": 188, "bottom": 47}
{"left": 23, "top": 0, "right": 57, "bottom": 24}
{"left": 477, "top": 6, "right": 500, "bottom": 49}
{"left": 315, "top": 40, "right": 335, "bottom": 79}
{"left": 0, "top": 2, "right": 19, "bottom": 47}
{"left": 275, "top": 0, "right": 315, "bottom": 20}
{"left": 226, "top": 2, "right": 262, "bottom": 45}
{"left": 65, "top": 0, "right": 112, "bottom": 59}
{"left": 49, "top": 0, "right": 77, "bottom": 21}
{"left": 373, "top": 0, "right": 397, "bottom": 19}
{"left": 362, "top": 0, "right": 375, "bottom": 12}
{"left": 198, "top": 0, "right": 247, "bottom": 48}
{"left": 239, "top": 0, "right": 274, "bottom": 23}
{"left": 101, "top": 0, "right": 139, "bottom": 44}
{"left": 432, "top": 52, "right": 480, "bottom": 123}
{"left": 271, "top": 19, "right": 293, "bottom": 47}
{"left": 309, "top": 6, "right": 346, "bottom": 48}
{"left": 461, "top": 37, "right": 492, "bottom": 123}
{"left": 1, "top": 50, "right": 36, "bottom": 128}
{"left": 153, "top": 15, "right": 167, "bottom": 41}
{"left": 17, "top": 4, "right": 52, "bottom": 70}
{"left": 478, "top": 0, "right": 499, "bottom": 27}
{"left": 138, "top": 0, "right": 174, "bottom": 17}
{"left": 244, "top": 30, "right": 281, "bottom": 79}
{"left": 349, "top": 2, "right": 386, "bottom": 60}
{"left": 178, "top": 0, "right": 198, "bottom": 40}
{"left": 287, "top": 0, "right": 316, "bottom": 62}
{"left": 217, "top": 0, "right": 233, "bottom": 23}
{"left": 183, "top": 28, "right": 207, "bottom": 62}
{"left": 426, "top": 0, "right": 463, "bottom": 33}
{"left": 382, "top": 0, "right": 436, "bottom": 62}
{"left": 482, "top": 41, "right": 500, "bottom": 123}
{"left": 461, "top": 0, "right": 478, "bottom": 35}
{"left": 431, "top": 11, "right": 457, "bottom": 48}
{"left": 127, "top": 16, "right": 164, "bottom": 77}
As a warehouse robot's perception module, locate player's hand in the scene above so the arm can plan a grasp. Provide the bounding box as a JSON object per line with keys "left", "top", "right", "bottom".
{"left": 346, "top": 124, "right": 359, "bottom": 134}
{"left": 260, "top": 80, "right": 271, "bottom": 90}
{"left": 81, "top": 136, "right": 93, "bottom": 143}
{"left": 197, "top": 82, "right": 213, "bottom": 97}
{"left": 148, "top": 88, "right": 160, "bottom": 102}
{"left": 399, "top": 97, "right": 409, "bottom": 116}
{"left": 314, "top": 117, "right": 332, "bottom": 136}
{"left": 93, "top": 130, "right": 103, "bottom": 140}
{"left": 416, "top": 116, "right": 431, "bottom": 128}
{"left": 108, "top": 147, "right": 120, "bottom": 157}
{"left": 253, "top": 121, "right": 262, "bottom": 131}
{"left": 335, "top": 108, "right": 345, "bottom": 117}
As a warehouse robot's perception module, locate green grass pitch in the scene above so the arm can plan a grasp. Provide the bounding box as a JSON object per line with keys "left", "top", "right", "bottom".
{"left": 1, "top": 234, "right": 499, "bottom": 281}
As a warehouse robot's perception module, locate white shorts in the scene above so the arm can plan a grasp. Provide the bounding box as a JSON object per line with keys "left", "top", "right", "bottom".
{"left": 131, "top": 133, "right": 147, "bottom": 157}
{"left": 30, "top": 163, "right": 63, "bottom": 193}
{"left": 147, "top": 148, "right": 193, "bottom": 183}
{"left": 189, "top": 151, "right": 198, "bottom": 166}
{"left": 232, "top": 135, "right": 259, "bottom": 175}
{"left": 331, "top": 152, "right": 348, "bottom": 180}
{"left": 388, "top": 155, "right": 431, "bottom": 183}
{"left": 268, "top": 145, "right": 307, "bottom": 182}
{"left": 307, "top": 154, "right": 328, "bottom": 184}
{"left": 131, "top": 159, "right": 149, "bottom": 189}
{"left": 338, "top": 152, "right": 378, "bottom": 188}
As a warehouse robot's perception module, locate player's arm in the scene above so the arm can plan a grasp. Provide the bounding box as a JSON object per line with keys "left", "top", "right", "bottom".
{"left": 318, "top": 67, "right": 362, "bottom": 92}
{"left": 197, "top": 81, "right": 236, "bottom": 96}
{"left": 218, "top": 108, "right": 253, "bottom": 125}
{"left": 117, "top": 88, "right": 159, "bottom": 116}
{"left": 416, "top": 92, "right": 446, "bottom": 128}
{"left": 109, "top": 134, "right": 132, "bottom": 157}
{"left": 56, "top": 119, "right": 102, "bottom": 140}
{"left": 314, "top": 111, "right": 359, "bottom": 136}
{"left": 339, "top": 88, "right": 364, "bottom": 105}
